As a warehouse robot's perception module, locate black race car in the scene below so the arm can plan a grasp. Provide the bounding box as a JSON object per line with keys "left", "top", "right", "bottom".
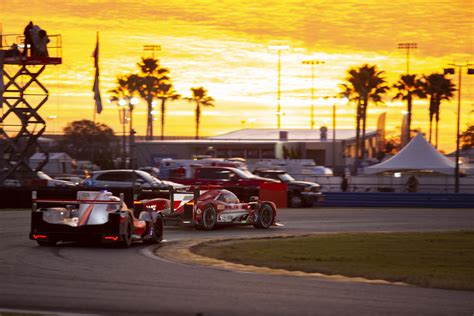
{"left": 30, "top": 190, "right": 164, "bottom": 247}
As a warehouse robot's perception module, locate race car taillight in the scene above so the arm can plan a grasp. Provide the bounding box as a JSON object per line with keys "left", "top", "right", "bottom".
{"left": 32, "top": 234, "right": 47, "bottom": 239}
{"left": 103, "top": 235, "right": 119, "bottom": 241}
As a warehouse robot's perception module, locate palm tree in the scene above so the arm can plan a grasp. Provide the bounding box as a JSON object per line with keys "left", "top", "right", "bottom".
{"left": 421, "top": 73, "right": 455, "bottom": 148}
{"left": 108, "top": 74, "right": 140, "bottom": 167}
{"left": 135, "top": 57, "right": 170, "bottom": 140}
{"left": 185, "top": 87, "right": 215, "bottom": 140}
{"left": 392, "top": 74, "right": 425, "bottom": 145}
{"left": 108, "top": 74, "right": 139, "bottom": 103}
{"left": 342, "top": 65, "right": 389, "bottom": 171}
{"left": 156, "top": 82, "right": 180, "bottom": 140}
{"left": 339, "top": 83, "right": 362, "bottom": 169}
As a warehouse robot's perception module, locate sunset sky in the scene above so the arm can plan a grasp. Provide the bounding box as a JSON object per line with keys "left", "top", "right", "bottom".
{"left": 1, "top": 0, "right": 473, "bottom": 152}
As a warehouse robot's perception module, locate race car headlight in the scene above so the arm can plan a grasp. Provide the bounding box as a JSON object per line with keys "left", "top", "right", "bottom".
{"left": 303, "top": 187, "right": 312, "bottom": 192}
{"left": 196, "top": 208, "right": 202, "bottom": 215}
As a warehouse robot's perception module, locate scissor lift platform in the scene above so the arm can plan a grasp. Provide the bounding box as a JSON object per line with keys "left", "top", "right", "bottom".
{"left": 0, "top": 33, "right": 62, "bottom": 184}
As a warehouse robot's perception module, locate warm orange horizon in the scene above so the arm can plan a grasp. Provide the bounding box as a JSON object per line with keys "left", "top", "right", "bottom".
{"left": 1, "top": 0, "right": 473, "bottom": 153}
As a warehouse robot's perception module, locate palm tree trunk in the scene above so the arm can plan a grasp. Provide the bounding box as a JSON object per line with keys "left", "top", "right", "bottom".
{"left": 195, "top": 103, "right": 201, "bottom": 140}
{"left": 429, "top": 118, "right": 433, "bottom": 143}
{"left": 361, "top": 106, "right": 367, "bottom": 160}
{"left": 146, "top": 100, "right": 153, "bottom": 140}
{"left": 434, "top": 98, "right": 441, "bottom": 148}
{"left": 160, "top": 99, "right": 166, "bottom": 141}
{"left": 360, "top": 98, "right": 368, "bottom": 161}
{"left": 407, "top": 95, "right": 412, "bottom": 144}
{"left": 353, "top": 100, "right": 361, "bottom": 174}
{"left": 428, "top": 98, "right": 434, "bottom": 143}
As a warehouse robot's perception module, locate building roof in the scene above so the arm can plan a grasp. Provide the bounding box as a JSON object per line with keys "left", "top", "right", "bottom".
{"left": 208, "top": 128, "right": 376, "bottom": 141}
{"left": 364, "top": 133, "right": 456, "bottom": 175}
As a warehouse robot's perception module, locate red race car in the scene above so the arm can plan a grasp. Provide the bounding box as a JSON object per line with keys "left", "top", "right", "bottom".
{"left": 138, "top": 188, "right": 278, "bottom": 231}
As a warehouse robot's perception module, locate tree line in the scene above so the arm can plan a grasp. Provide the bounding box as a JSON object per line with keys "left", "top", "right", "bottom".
{"left": 340, "top": 64, "right": 458, "bottom": 170}
{"left": 108, "top": 57, "right": 215, "bottom": 140}
{"left": 60, "top": 60, "right": 473, "bottom": 170}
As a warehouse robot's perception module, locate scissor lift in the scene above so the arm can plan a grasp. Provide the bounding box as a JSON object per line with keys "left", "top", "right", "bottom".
{"left": 0, "top": 33, "right": 62, "bottom": 184}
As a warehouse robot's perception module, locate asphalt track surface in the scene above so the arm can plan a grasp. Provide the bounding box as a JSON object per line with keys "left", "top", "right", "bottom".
{"left": 1, "top": 207, "right": 474, "bottom": 316}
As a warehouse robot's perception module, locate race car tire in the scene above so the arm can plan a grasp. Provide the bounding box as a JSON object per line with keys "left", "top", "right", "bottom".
{"left": 144, "top": 218, "right": 164, "bottom": 244}
{"left": 37, "top": 240, "right": 57, "bottom": 247}
{"left": 200, "top": 204, "right": 217, "bottom": 231}
{"left": 289, "top": 193, "right": 304, "bottom": 208}
{"left": 253, "top": 203, "right": 274, "bottom": 229}
{"left": 119, "top": 216, "right": 133, "bottom": 248}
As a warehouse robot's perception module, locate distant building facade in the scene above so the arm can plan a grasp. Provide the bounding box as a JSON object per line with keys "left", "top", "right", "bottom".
{"left": 135, "top": 128, "right": 381, "bottom": 174}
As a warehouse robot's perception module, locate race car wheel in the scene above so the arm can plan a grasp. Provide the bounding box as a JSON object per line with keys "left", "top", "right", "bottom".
{"left": 119, "top": 216, "right": 133, "bottom": 248}
{"left": 254, "top": 203, "right": 274, "bottom": 229}
{"left": 145, "top": 218, "right": 164, "bottom": 244}
{"left": 37, "top": 240, "right": 57, "bottom": 247}
{"left": 200, "top": 204, "right": 217, "bottom": 231}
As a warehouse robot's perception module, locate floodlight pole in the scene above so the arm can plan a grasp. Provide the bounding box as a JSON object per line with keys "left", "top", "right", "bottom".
{"left": 302, "top": 60, "right": 325, "bottom": 129}
{"left": 143, "top": 45, "right": 161, "bottom": 59}
{"left": 269, "top": 45, "right": 289, "bottom": 129}
{"left": 398, "top": 43, "right": 417, "bottom": 74}
{"left": 445, "top": 63, "right": 474, "bottom": 193}
{"left": 277, "top": 49, "right": 283, "bottom": 129}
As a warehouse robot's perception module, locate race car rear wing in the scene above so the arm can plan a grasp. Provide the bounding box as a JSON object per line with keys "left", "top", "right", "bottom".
{"left": 32, "top": 191, "right": 125, "bottom": 211}
{"left": 169, "top": 187, "right": 199, "bottom": 213}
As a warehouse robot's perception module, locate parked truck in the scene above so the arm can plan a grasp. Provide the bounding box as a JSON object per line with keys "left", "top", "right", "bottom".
{"left": 168, "top": 166, "right": 322, "bottom": 207}
{"left": 168, "top": 166, "right": 278, "bottom": 203}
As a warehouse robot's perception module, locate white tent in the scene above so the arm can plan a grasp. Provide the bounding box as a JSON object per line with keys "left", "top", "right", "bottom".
{"left": 364, "top": 133, "right": 456, "bottom": 175}
{"left": 30, "top": 152, "right": 74, "bottom": 174}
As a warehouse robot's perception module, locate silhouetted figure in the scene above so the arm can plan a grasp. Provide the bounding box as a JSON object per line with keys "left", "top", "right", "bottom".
{"left": 38, "top": 29, "right": 50, "bottom": 57}
{"left": 341, "top": 175, "right": 349, "bottom": 192}
{"left": 23, "top": 21, "right": 34, "bottom": 57}
{"left": 5, "top": 44, "right": 20, "bottom": 58}
{"left": 406, "top": 175, "right": 419, "bottom": 192}
{"left": 30, "top": 24, "right": 42, "bottom": 57}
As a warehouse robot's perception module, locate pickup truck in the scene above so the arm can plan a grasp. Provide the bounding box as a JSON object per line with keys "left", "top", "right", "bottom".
{"left": 168, "top": 166, "right": 278, "bottom": 202}
{"left": 253, "top": 169, "right": 324, "bottom": 208}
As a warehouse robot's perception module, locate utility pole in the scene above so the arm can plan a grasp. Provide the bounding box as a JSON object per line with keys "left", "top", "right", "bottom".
{"left": 444, "top": 62, "right": 474, "bottom": 193}
{"left": 302, "top": 59, "right": 325, "bottom": 129}
{"left": 398, "top": 43, "right": 417, "bottom": 74}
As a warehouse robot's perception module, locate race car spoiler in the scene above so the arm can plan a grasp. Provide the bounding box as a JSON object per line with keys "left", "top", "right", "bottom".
{"left": 31, "top": 190, "right": 125, "bottom": 211}
{"left": 168, "top": 185, "right": 223, "bottom": 213}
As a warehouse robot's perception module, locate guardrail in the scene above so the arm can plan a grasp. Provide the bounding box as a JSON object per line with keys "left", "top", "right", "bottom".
{"left": 2, "top": 187, "right": 473, "bottom": 209}
{"left": 322, "top": 192, "right": 474, "bottom": 208}
{"left": 293, "top": 174, "right": 474, "bottom": 194}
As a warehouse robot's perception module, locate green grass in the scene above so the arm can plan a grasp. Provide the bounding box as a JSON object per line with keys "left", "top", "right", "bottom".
{"left": 193, "top": 231, "right": 474, "bottom": 291}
